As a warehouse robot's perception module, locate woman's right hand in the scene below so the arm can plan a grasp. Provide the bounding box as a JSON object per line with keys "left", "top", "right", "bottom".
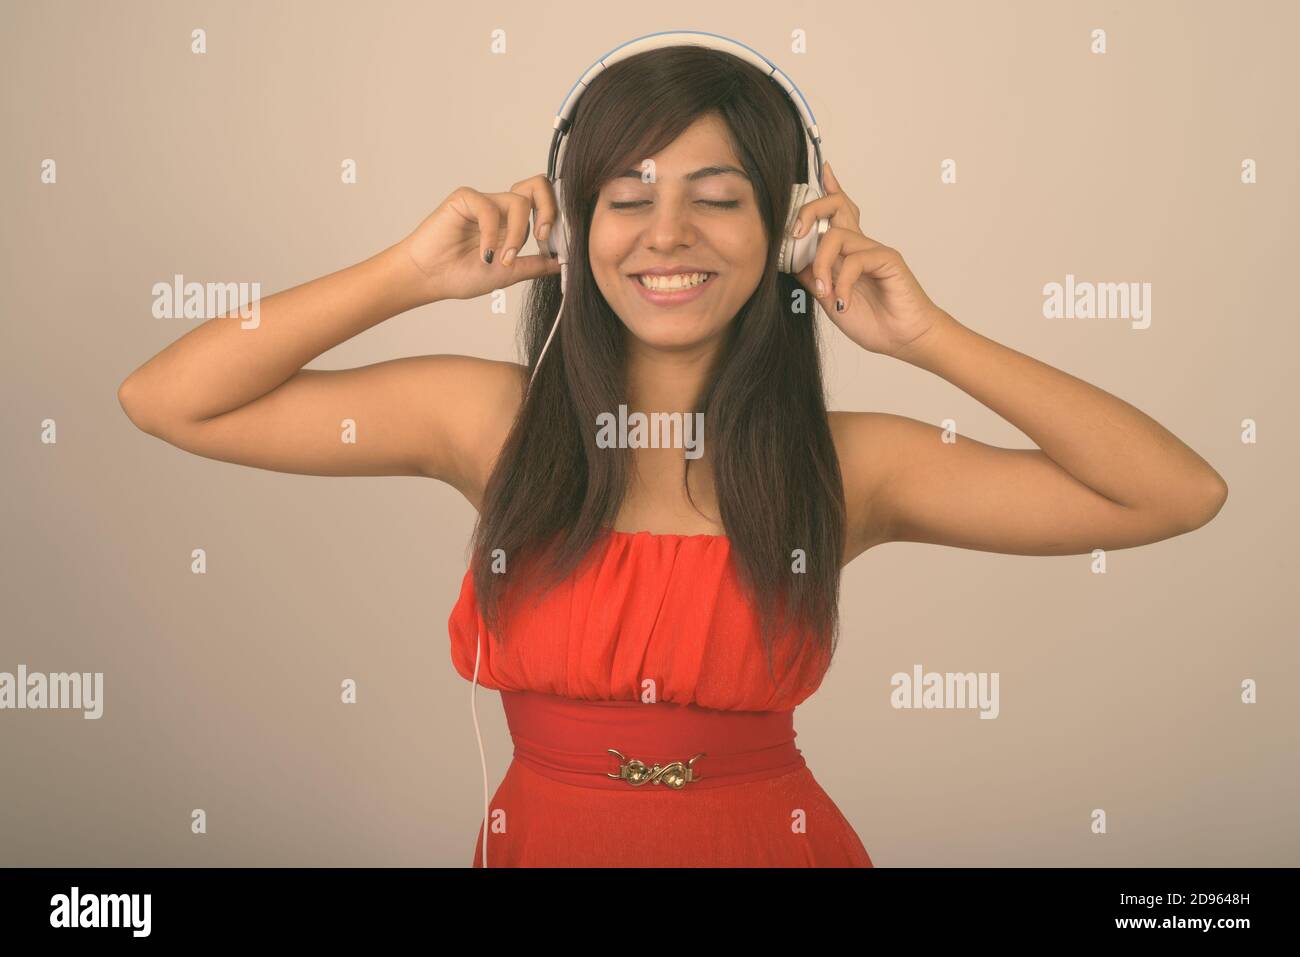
{"left": 398, "top": 175, "right": 564, "bottom": 303}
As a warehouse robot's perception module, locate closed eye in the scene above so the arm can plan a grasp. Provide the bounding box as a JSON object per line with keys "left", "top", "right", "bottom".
{"left": 609, "top": 200, "right": 740, "bottom": 209}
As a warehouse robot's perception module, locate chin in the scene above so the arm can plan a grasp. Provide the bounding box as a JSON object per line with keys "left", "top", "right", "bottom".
{"left": 623, "top": 316, "right": 728, "bottom": 352}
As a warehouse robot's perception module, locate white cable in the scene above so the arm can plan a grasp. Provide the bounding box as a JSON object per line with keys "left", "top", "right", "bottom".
{"left": 527, "top": 262, "right": 567, "bottom": 389}
{"left": 471, "top": 627, "right": 488, "bottom": 868}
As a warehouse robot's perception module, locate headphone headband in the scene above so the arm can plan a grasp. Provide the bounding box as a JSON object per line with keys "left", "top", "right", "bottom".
{"left": 546, "top": 30, "right": 825, "bottom": 194}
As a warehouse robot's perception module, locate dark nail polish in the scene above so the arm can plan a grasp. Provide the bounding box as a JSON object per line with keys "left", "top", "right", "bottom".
{"left": 484, "top": 248, "right": 494, "bottom": 264}
{"left": 835, "top": 298, "right": 845, "bottom": 312}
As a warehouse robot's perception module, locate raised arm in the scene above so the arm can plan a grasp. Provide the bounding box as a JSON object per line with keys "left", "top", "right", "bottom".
{"left": 117, "top": 177, "right": 562, "bottom": 504}
{"left": 793, "top": 161, "right": 1227, "bottom": 564}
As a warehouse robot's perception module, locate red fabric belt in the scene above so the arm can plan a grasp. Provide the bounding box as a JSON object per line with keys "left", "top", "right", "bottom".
{"left": 499, "top": 689, "right": 806, "bottom": 791}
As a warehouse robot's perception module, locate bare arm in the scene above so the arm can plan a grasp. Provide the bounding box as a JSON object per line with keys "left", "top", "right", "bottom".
{"left": 117, "top": 178, "right": 561, "bottom": 503}
{"left": 790, "top": 163, "right": 1226, "bottom": 564}
{"left": 835, "top": 315, "right": 1228, "bottom": 561}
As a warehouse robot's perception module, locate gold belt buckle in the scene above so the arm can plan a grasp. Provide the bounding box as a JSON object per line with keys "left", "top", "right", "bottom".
{"left": 607, "top": 748, "right": 705, "bottom": 788}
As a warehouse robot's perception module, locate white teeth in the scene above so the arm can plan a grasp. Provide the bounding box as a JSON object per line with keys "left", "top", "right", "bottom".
{"left": 637, "top": 272, "right": 712, "bottom": 291}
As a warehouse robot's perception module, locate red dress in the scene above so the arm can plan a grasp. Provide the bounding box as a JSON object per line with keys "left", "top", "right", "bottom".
{"left": 447, "top": 529, "right": 873, "bottom": 867}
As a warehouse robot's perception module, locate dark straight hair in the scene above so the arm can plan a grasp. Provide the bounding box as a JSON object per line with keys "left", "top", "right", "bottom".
{"left": 469, "top": 45, "right": 846, "bottom": 690}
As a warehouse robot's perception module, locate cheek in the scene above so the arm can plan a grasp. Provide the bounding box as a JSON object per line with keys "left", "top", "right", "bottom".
{"left": 716, "top": 215, "right": 767, "bottom": 266}
{"left": 587, "top": 220, "right": 630, "bottom": 276}
{"left": 719, "top": 223, "right": 768, "bottom": 290}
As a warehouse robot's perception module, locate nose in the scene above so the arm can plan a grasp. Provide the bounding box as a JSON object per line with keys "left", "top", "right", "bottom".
{"left": 644, "top": 193, "right": 698, "bottom": 254}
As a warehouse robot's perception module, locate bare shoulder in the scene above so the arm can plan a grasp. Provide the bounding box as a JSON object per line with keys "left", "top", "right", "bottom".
{"left": 419, "top": 355, "right": 526, "bottom": 508}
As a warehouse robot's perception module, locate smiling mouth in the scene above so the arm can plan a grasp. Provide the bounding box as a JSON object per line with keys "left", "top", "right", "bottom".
{"left": 633, "top": 272, "right": 715, "bottom": 290}
{"left": 628, "top": 272, "right": 717, "bottom": 304}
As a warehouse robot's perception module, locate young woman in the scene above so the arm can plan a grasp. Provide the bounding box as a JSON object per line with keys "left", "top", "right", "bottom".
{"left": 118, "top": 45, "right": 1228, "bottom": 868}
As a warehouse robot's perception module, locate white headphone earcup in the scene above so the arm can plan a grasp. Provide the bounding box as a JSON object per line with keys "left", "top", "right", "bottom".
{"left": 780, "top": 181, "right": 826, "bottom": 274}
{"left": 535, "top": 178, "right": 569, "bottom": 266}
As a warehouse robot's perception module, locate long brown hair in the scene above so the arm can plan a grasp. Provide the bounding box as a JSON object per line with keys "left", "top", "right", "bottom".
{"left": 470, "top": 45, "right": 846, "bottom": 688}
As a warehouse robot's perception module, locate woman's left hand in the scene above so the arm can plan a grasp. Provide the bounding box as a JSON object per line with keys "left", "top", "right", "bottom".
{"left": 792, "top": 161, "right": 950, "bottom": 359}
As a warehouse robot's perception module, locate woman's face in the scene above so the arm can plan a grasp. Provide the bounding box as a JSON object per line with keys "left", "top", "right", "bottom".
{"left": 588, "top": 113, "right": 767, "bottom": 358}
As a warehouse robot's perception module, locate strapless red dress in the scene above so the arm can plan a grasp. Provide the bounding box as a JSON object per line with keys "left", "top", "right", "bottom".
{"left": 447, "top": 529, "right": 873, "bottom": 867}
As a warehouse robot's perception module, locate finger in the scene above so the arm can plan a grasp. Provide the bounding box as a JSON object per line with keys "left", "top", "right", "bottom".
{"left": 832, "top": 250, "right": 864, "bottom": 312}
{"left": 823, "top": 159, "right": 841, "bottom": 193}
{"left": 460, "top": 189, "right": 502, "bottom": 264}
{"left": 823, "top": 160, "right": 852, "bottom": 205}
{"left": 502, "top": 251, "right": 564, "bottom": 282}
{"left": 810, "top": 227, "right": 844, "bottom": 304}
{"left": 820, "top": 159, "right": 860, "bottom": 226}
{"left": 834, "top": 246, "right": 902, "bottom": 312}
{"left": 811, "top": 227, "right": 881, "bottom": 305}
{"left": 791, "top": 192, "right": 841, "bottom": 239}
{"left": 792, "top": 191, "right": 860, "bottom": 238}
{"left": 491, "top": 191, "right": 533, "bottom": 267}
{"left": 510, "top": 174, "right": 559, "bottom": 250}
{"left": 831, "top": 248, "right": 876, "bottom": 313}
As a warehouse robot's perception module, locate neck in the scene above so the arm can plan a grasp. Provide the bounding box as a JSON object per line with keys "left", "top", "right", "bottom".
{"left": 624, "top": 337, "right": 722, "bottom": 414}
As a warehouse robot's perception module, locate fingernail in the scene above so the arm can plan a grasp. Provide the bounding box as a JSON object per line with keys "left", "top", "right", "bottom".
{"left": 792, "top": 219, "right": 805, "bottom": 238}
{"left": 815, "top": 278, "right": 825, "bottom": 297}
{"left": 484, "top": 248, "right": 494, "bottom": 264}
{"left": 503, "top": 247, "right": 517, "bottom": 266}
{"left": 538, "top": 222, "right": 550, "bottom": 241}
{"left": 835, "top": 298, "right": 845, "bottom": 313}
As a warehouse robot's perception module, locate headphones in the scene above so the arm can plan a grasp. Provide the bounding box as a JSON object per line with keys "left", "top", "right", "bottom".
{"left": 524, "top": 29, "right": 831, "bottom": 390}
{"left": 471, "top": 30, "right": 830, "bottom": 868}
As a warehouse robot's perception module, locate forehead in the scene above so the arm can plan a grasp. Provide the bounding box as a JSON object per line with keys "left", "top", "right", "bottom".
{"left": 650, "top": 113, "right": 739, "bottom": 160}
{"left": 610, "top": 114, "right": 749, "bottom": 184}
{"left": 624, "top": 113, "right": 748, "bottom": 174}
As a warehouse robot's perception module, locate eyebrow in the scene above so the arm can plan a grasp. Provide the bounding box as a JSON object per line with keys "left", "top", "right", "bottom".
{"left": 616, "top": 165, "right": 750, "bottom": 182}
